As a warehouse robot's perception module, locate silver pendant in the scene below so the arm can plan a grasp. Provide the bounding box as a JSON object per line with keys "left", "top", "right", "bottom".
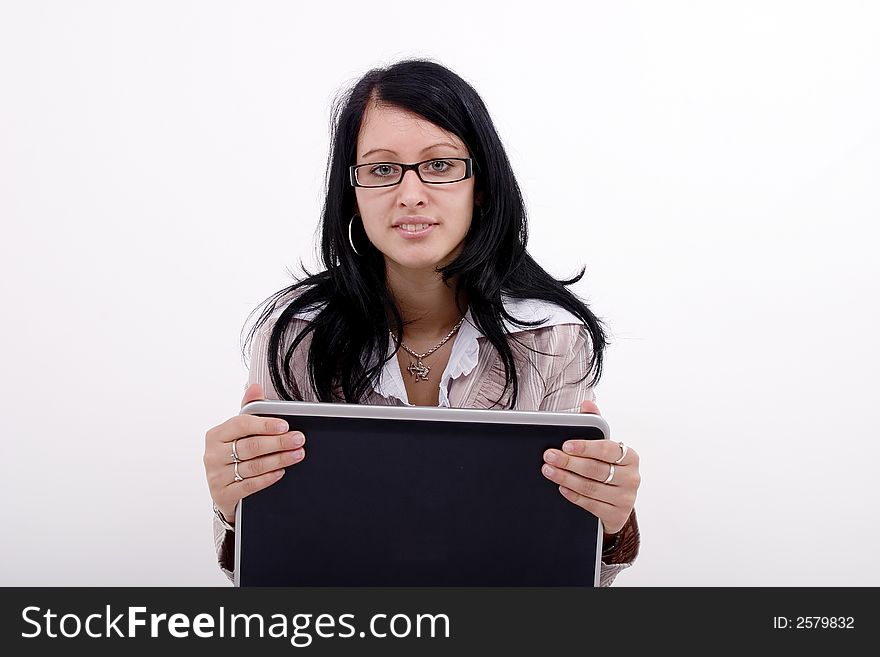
{"left": 407, "top": 359, "right": 430, "bottom": 382}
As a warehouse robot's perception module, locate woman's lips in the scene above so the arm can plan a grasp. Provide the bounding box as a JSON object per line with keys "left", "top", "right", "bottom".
{"left": 393, "top": 224, "right": 437, "bottom": 239}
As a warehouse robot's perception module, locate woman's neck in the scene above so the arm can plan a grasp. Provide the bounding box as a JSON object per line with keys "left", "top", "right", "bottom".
{"left": 386, "top": 265, "right": 467, "bottom": 342}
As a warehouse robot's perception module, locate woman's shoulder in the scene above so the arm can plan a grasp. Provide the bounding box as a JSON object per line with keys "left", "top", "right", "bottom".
{"left": 247, "top": 286, "right": 325, "bottom": 401}
{"left": 498, "top": 296, "right": 584, "bottom": 336}
{"left": 246, "top": 285, "right": 328, "bottom": 360}
{"left": 478, "top": 297, "right": 591, "bottom": 373}
{"left": 261, "top": 284, "right": 327, "bottom": 326}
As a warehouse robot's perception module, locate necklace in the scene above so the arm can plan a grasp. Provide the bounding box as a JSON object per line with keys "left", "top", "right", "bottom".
{"left": 391, "top": 316, "right": 466, "bottom": 382}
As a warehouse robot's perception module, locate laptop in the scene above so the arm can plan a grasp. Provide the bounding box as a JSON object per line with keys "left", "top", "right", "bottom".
{"left": 234, "top": 401, "right": 609, "bottom": 586}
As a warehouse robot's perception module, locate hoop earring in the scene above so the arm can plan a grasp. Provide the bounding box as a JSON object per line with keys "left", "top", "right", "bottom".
{"left": 348, "top": 215, "right": 363, "bottom": 256}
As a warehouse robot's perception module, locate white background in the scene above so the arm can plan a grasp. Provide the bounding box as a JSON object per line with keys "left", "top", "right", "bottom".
{"left": 1, "top": 1, "right": 877, "bottom": 586}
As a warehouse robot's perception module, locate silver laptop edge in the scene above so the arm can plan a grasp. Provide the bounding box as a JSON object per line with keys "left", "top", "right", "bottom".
{"left": 240, "top": 400, "right": 610, "bottom": 434}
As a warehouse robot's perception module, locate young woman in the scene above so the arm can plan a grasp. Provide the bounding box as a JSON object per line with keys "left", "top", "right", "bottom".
{"left": 204, "top": 59, "right": 641, "bottom": 586}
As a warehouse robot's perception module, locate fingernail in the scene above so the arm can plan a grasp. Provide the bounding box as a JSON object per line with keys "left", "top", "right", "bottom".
{"left": 291, "top": 432, "right": 304, "bottom": 447}
{"left": 275, "top": 469, "right": 285, "bottom": 478}
{"left": 273, "top": 421, "right": 288, "bottom": 433}
{"left": 542, "top": 464, "right": 555, "bottom": 477}
{"left": 563, "top": 441, "right": 575, "bottom": 453}
{"left": 545, "top": 451, "right": 557, "bottom": 464}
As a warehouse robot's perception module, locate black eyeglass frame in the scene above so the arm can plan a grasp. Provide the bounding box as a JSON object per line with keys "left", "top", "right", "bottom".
{"left": 349, "top": 157, "right": 475, "bottom": 188}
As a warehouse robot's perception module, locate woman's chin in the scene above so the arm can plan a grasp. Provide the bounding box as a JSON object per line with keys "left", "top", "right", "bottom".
{"left": 382, "top": 250, "right": 452, "bottom": 273}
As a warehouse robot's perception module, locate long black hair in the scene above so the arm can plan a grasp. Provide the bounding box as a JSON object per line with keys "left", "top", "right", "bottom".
{"left": 242, "top": 58, "right": 608, "bottom": 408}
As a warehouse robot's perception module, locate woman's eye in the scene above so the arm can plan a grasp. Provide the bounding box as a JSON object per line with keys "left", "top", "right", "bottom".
{"left": 371, "top": 165, "right": 394, "bottom": 176}
{"left": 429, "top": 160, "right": 451, "bottom": 171}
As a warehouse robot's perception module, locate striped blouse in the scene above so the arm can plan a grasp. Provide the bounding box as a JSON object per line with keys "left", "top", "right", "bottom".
{"left": 214, "top": 296, "right": 639, "bottom": 586}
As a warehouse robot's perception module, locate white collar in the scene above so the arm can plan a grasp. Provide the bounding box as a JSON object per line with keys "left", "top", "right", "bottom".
{"left": 286, "top": 296, "right": 582, "bottom": 407}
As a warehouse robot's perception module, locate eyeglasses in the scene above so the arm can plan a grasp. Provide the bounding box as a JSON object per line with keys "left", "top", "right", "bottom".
{"left": 349, "top": 157, "right": 474, "bottom": 188}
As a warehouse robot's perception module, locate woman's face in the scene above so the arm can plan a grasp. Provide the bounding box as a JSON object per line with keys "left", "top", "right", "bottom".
{"left": 353, "top": 102, "right": 476, "bottom": 274}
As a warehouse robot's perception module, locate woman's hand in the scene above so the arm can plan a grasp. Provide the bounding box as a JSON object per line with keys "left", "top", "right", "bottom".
{"left": 203, "top": 383, "right": 307, "bottom": 525}
{"left": 541, "top": 400, "right": 640, "bottom": 535}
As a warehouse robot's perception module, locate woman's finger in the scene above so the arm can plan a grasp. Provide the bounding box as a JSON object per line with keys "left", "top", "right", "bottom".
{"left": 241, "top": 383, "right": 264, "bottom": 409}
{"left": 561, "top": 439, "right": 639, "bottom": 468}
{"left": 232, "top": 431, "right": 306, "bottom": 462}
{"left": 221, "top": 468, "right": 288, "bottom": 510}
{"left": 543, "top": 449, "right": 637, "bottom": 488}
{"left": 234, "top": 447, "right": 305, "bottom": 480}
{"left": 206, "top": 415, "right": 290, "bottom": 448}
{"left": 578, "top": 400, "right": 601, "bottom": 414}
{"left": 541, "top": 462, "right": 620, "bottom": 505}
{"left": 558, "top": 486, "right": 631, "bottom": 534}
{"left": 205, "top": 428, "right": 305, "bottom": 471}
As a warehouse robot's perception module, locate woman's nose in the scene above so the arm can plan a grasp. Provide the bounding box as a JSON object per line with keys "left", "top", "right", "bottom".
{"left": 395, "top": 169, "right": 428, "bottom": 205}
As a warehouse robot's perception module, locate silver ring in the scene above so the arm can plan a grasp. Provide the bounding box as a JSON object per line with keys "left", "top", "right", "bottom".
{"left": 612, "top": 441, "right": 627, "bottom": 464}
{"left": 231, "top": 439, "right": 241, "bottom": 463}
{"left": 602, "top": 463, "right": 615, "bottom": 484}
{"left": 233, "top": 461, "right": 244, "bottom": 482}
